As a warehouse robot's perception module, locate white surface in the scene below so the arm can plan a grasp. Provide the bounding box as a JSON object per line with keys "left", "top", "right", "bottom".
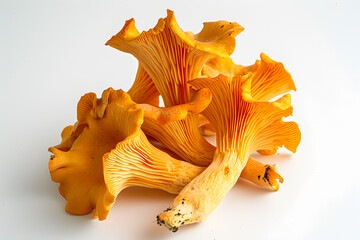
{"left": 1, "top": 0, "right": 359, "bottom": 239}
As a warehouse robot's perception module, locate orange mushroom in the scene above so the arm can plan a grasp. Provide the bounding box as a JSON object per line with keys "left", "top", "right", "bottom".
{"left": 106, "top": 9, "right": 243, "bottom": 166}
{"left": 106, "top": 10, "right": 242, "bottom": 107}
{"left": 103, "top": 130, "right": 284, "bottom": 220}
{"left": 199, "top": 53, "right": 296, "bottom": 138}
{"left": 157, "top": 73, "right": 301, "bottom": 231}
{"left": 49, "top": 88, "right": 143, "bottom": 220}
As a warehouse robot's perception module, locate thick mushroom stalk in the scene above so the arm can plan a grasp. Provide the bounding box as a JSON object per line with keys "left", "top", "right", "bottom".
{"left": 106, "top": 9, "right": 243, "bottom": 166}
{"left": 157, "top": 73, "right": 301, "bottom": 230}
{"left": 103, "top": 130, "right": 285, "bottom": 225}
{"left": 48, "top": 88, "right": 143, "bottom": 220}
{"left": 147, "top": 137, "right": 285, "bottom": 191}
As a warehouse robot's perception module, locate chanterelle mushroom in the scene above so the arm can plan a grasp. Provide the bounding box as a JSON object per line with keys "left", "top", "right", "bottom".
{"left": 49, "top": 88, "right": 143, "bottom": 220}
{"left": 106, "top": 9, "right": 243, "bottom": 166}
{"left": 199, "top": 52, "right": 297, "bottom": 138}
{"left": 157, "top": 73, "right": 301, "bottom": 231}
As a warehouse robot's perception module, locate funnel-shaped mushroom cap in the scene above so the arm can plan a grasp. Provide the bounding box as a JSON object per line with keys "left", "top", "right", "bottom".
{"left": 106, "top": 9, "right": 243, "bottom": 107}
{"left": 157, "top": 74, "right": 301, "bottom": 230}
{"left": 199, "top": 53, "right": 297, "bottom": 137}
{"left": 202, "top": 53, "right": 295, "bottom": 101}
{"left": 191, "top": 73, "right": 300, "bottom": 153}
{"left": 246, "top": 53, "right": 296, "bottom": 101}
{"left": 48, "top": 88, "right": 143, "bottom": 220}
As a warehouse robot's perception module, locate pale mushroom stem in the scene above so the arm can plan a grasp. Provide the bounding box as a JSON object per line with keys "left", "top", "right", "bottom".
{"left": 147, "top": 137, "right": 284, "bottom": 191}
{"left": 157, "top": 149, "right": 248, "bottom": 231}
{"left": 102, "top": 131, "right": 283, "bottom": 223}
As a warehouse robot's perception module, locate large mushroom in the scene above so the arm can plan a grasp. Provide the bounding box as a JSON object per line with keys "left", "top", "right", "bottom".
{"left": 157, "top": 73, "right": 301, "bottom": 231}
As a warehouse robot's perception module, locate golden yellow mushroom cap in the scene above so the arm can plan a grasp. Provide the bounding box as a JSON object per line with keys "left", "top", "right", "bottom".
{"left": 106, "top": 9, "right": 243, "bottom": 107}
{"left": 49, "top": 88, "right": 143, "bottom": 220}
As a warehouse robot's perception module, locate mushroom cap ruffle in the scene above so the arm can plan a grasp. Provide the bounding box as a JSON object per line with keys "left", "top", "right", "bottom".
{"left": 106, "top": 9, "right": 243, "bottom": 107}
{"left": 49, "top": 88, "right": 143, "bottom": 220}
{"left": 190, "top": 73, "right": 300, "bottom": 153}
{"left": 199, "top": 53, "right": 297, "bottom": 139}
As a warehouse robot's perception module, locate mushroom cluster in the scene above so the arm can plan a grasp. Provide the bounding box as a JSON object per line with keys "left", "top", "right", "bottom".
{"left": 49, "top": 10, "right": 301, "bottom": 232}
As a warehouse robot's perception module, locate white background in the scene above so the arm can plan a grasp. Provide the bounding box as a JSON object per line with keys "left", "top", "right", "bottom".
{"left": 1, "top": 0, "right": 359, "bottom": 239}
